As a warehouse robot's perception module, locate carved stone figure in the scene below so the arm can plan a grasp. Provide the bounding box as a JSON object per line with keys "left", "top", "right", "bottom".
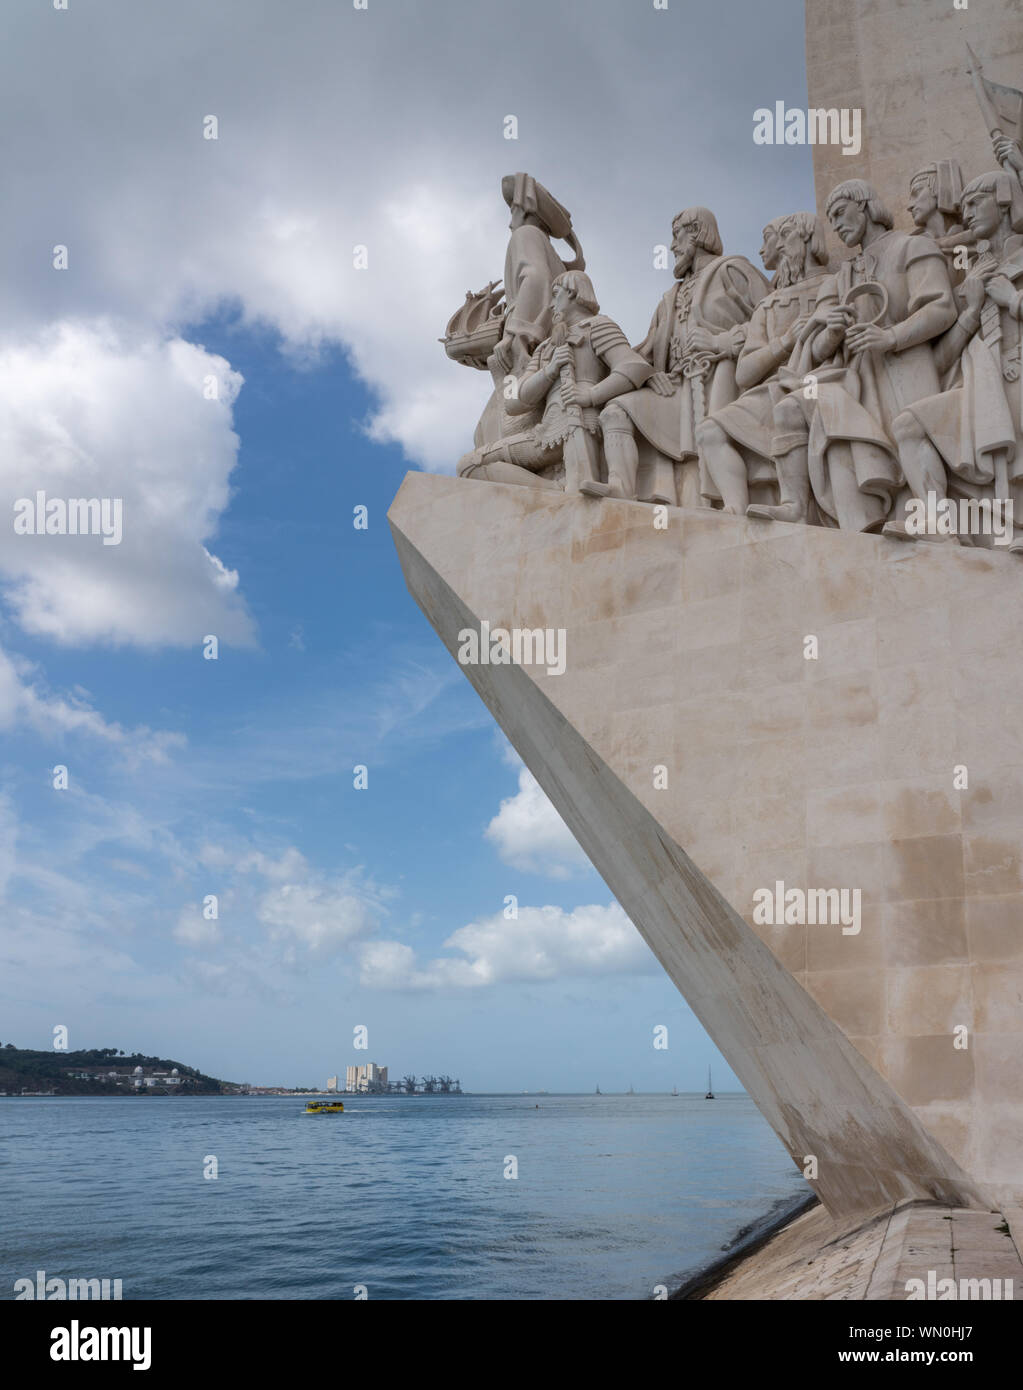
{"left": 760, "top": 180, "right": 956, "bottom": 531}
{"left": 442, "top": 173, "right": 586, "bottom": 453}
{"left": 443, "top": 47, "right": 1023, "bottom": 559}
{"left": 884, "top": 171, "right": 1023, "bottom": 551}
{"left": 474, "top": 175, "right": 585, "bottom": 451}
{"left": 907, "top": 160, "right": 972, "bottom": 278}
{"left": 596, "top": 207, "right": 769, "bottom": 505}
{"left": 456, "top": 272, "right": 652, "bottom": 493}
{"left": 492, "top": 173, "right": 585, "bottom": 376}
{"left": 698, "top": 213, "right": 831, "bottom": 516}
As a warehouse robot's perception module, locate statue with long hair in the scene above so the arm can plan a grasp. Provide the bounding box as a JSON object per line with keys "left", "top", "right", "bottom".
{"left": 594, "top": 206, "right": 769, "bottom": 506}
{"left": 699, "top": 212, "right": 831, "bottom": 517}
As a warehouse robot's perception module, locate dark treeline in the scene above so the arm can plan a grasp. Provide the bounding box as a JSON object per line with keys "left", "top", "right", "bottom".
{"left": 0, "top": 1043, "right": 231, "bottom": 1095}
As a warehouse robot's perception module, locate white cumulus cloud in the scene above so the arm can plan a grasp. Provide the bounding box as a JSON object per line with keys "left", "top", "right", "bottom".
{"left": 358, "top": 902, "right": 653, "bottom": 990}
{"left": 485, "top": 767, "right": 590, "bottom": 878}
{"left": 0, "top": 321, "right": 252, "bottom": 647}
{"left": 258, "top": 880, "right": 378, "bottom": 961}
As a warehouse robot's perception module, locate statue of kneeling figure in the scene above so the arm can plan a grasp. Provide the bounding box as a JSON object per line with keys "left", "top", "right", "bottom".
{"left": 456, "top": 272, "right": 653, "bottom": 493}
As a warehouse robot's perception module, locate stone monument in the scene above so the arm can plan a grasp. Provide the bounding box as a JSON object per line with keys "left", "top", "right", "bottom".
{"left": 391, "top": 0, "right": 1023, "bottom": 1288}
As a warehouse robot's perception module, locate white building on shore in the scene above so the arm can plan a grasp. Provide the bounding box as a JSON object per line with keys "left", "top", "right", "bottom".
{"left": 344, "top": 1062, "right": 387, "bottom": 1093}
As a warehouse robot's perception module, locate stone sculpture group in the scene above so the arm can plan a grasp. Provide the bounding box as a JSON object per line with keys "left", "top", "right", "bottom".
{"left": 444, "top": 52, "right": 1023, "bottom": 552}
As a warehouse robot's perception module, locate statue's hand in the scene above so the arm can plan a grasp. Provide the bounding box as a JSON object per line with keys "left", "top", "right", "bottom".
{"left": 845, "top": 323, "right": 897, "bottom": 356}
{"left": 994, "top": 136, "right": 1023, "bottom": 175}
{"left": 779, "top": 315, "right": 810, "bottom": 353}
{"left": 548, "top": 344, "right": 573, "bottom": 374}
{"left": 962, "top": 271, "right": 989, "bottom": 314}
{"left": 986, "top": 274, "right": 1018, "bottom": 310}
{"left": 686, "top": 326, "right": 719, "bottom": 357}
{"left": 825, "top": 304, "right": 854, "bottom": 337}
{"left": 646, "top": 371, "right": 676, "bottom": 397}
{"left": 564, "top": 382, "right": 595, "bottom": 408}
{"left": 491, "top": 338, "right": 514, "bottom": 373}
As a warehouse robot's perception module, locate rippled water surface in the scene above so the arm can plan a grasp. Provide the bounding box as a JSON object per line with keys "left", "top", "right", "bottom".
{"left": 1, "top": 1093, "right": 808, "bottom": 1300}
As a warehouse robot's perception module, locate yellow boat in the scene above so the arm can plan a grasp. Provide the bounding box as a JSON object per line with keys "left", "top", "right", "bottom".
{"left": 304, "top": 1100, "right": 344, "bottom": 1114}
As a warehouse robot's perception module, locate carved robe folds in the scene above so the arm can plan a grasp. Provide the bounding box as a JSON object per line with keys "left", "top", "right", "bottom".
{"left": 900, "top": 234, "right": 1023, "bottom": 528}
{"left": 703, "top": 273, "right": 829, "bottom": 505}
{"left": 614, "top": 256, "right": 769, "bottom": 504}
{"left": 501, "top": 222, "right": 570, "bottom": 372}
{"left": 798, "top": 232, "right": 957, "bottom": 531}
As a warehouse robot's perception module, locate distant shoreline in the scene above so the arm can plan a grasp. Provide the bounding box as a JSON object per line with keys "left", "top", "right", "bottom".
{"left": 2, "top": 1089, "right": 753, "bottom": 1098}
{"left": 668, "top": 1191, "right": 818, "bottom": 1300}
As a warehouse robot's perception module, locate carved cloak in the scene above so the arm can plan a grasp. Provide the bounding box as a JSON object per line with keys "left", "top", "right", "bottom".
{"left": 614, "top": 256, "right": 770, "bottom": 463}
{"left": 797, "top": 230, "right": 956, "bottom": 529}
{"left": 903, "top": 238, "right": 1023, "bottom": 500}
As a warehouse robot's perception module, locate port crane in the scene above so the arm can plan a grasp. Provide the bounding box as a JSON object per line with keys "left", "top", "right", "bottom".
{"left": 382, "top": 1074, "right": 465, "bottom": 1095}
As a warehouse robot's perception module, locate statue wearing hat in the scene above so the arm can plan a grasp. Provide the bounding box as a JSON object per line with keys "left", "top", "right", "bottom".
{"left": 493, "top": 173, "right": 585, "bottom": 377}
{"left": 441, "top": 173, "right": 586, "bottom": 453}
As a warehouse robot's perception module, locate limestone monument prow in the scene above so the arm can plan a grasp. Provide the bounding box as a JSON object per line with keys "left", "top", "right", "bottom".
{"left": 389, "top": 474, "right": 1013, "bottom": 1222}
{"left": 399, "top": 0, "right": 1023, "bottom": 1243}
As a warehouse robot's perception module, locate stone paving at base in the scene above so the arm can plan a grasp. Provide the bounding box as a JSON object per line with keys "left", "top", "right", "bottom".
{"left": 703, "top": 1202, "right": 1023, "bottom": 1300}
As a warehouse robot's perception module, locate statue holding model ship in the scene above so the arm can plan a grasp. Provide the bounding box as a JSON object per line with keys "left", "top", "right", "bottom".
{"left": 442, "top": 49, "right": 1023, "bottom": 549}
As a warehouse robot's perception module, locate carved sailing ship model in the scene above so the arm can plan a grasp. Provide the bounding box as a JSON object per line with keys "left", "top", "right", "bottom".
{"left": 440, "top": 280, "right": 506, "bottom": 370}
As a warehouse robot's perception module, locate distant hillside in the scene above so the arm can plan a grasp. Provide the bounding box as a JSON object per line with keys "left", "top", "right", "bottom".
{"left": 0, "top": 1043, "right": 237, "bottom": 1096}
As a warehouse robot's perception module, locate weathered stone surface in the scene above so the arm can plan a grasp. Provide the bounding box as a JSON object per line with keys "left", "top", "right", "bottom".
{"left": 701, "top": 1201, "right": 1023, "bottom": 1301}
{"left": 389, "top": 472, "right": 1023, "bottom": 1220}
{"left": 805, "top": 0, "right": 1023, "bottom": 235}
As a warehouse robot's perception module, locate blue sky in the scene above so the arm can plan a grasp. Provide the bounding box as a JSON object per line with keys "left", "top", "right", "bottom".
{"left": 0, "top": 0, "right": 815, "bottom": 1089}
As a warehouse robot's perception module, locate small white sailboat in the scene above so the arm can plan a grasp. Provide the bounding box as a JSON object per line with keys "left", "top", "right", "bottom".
{"left": 671, "top": 1085, "right": 679, "bottom": 1097}
{"left": 704, "top": 1067, "right": 715, "bottom": 1100}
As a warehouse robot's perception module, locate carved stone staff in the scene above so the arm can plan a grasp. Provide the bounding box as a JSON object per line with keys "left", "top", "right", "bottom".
{"left": 966, "top": 43, "right": 1023, "bottom": 175}
{"left": 682, "top": 335, "right": 712, "bottom": 430}
{"left": 559, "top": 353, "right": 582, "bottom": 427}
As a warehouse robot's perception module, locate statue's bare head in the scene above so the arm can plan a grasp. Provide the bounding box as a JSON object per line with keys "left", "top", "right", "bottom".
{"left": 759, "top": 216, "right": 790, "bottom": 272}
{"left": 825, "top": 180, "right": 893, "bottom": 247}
{"left": 771, "top": 212, "right": 829, "bottom": 286}
{"left": 671, "top": 207, "right": 722, "bottom": 276}
{"left": 551, "top": 270, "right": 599, "bottom": 321}
{"left": 908, "top": 168, "right": 938, "bottom": 229}
{"left": 960, "top": 170, "right": 1023, "bottom": 239}
{"left": 908, "top": 160, "right": 964, "bottom": 232}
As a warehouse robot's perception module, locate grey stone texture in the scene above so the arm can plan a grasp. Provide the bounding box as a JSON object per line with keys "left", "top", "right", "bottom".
{"left": 401, "top": 0, "right": 1023, "bottom": 1260}
{"left": 806, "top": 1, "right": 1023, "bottom": 239}
{"left": 702, "top": 1201, "right": 1023, "bottom": 1301}
{"left": 389, "top": 474, "right": 1023, "bottom": 1221}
